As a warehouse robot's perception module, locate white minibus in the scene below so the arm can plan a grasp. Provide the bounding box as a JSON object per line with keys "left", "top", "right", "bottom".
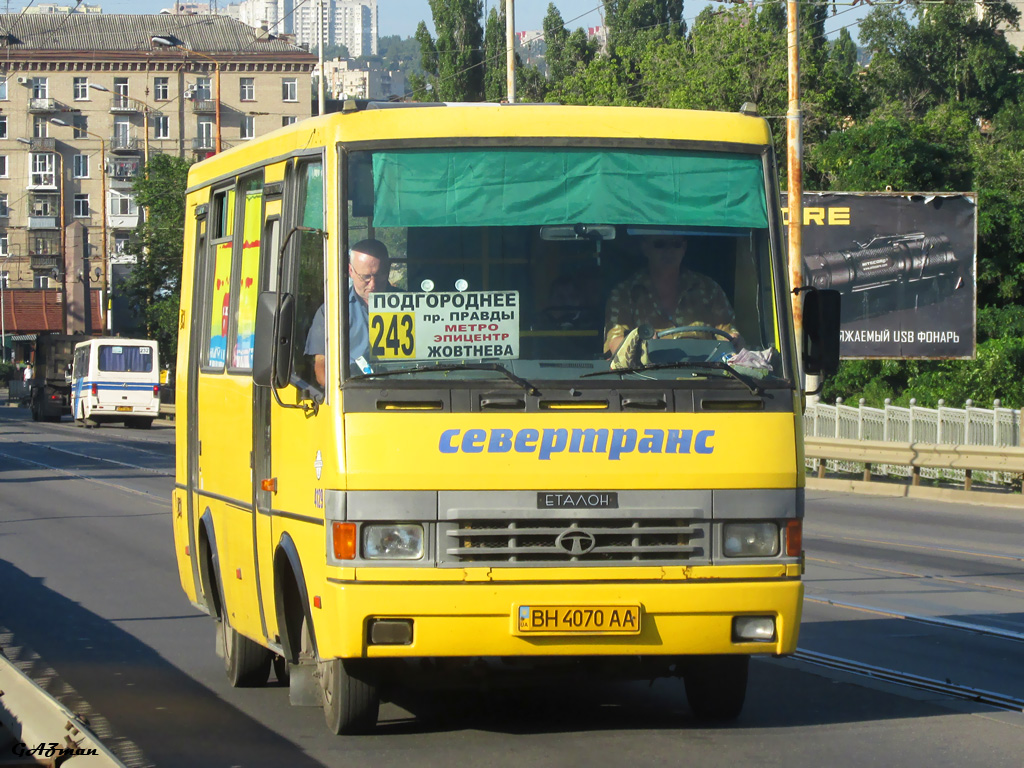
{"left": 71, "top": 338, "right": 161, "bottom": 428}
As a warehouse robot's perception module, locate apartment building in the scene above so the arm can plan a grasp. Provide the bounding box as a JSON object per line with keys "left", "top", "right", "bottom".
{"left": 320, "top": 57, "right": 405, "bottom": 100}
{"left": 0, "top": 13, "right": 315, "bottom": 335}
{"left": 230, "top": 0, "right": 377, "bottom": 56}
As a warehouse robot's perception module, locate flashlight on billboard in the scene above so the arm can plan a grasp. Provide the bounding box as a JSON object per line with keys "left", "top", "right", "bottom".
{"left": 803, "top": 233, "right": 959, "bottom": 294}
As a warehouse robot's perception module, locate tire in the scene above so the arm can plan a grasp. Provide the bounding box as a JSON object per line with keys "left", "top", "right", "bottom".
{"left": 684, "top": 655, "right": 748, "bottom": 721}
{"left": 215, "top": 574, "right": 271, "bottom": 687}
{"left": 273, "top": 654, "right": 290, "bottom": 686}
{"left": 320, "top": 656, "right": 379, "bottom": 735}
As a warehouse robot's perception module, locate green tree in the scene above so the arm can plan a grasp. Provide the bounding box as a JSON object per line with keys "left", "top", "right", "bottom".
{"left": 120, "top": 154, "right": 191, "bottom": 367}
{"left": 413, "top": 0, "right": 485, "bottom": 102}
{"left": 483, "top": 5, "right": 506, "bottom": 102}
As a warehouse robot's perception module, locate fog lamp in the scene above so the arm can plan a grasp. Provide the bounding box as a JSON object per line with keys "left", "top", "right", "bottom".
{"left": 369, "top": 619, "right": 413, "bottom": 645}
{"left": 733, "top": 615, "right": 776, "bottom": 642}
{"left": 723, "top": 522, "right": 780, "bottom": 557}
{"left": 363, "top": 524, "right": 424, "bottom": 560}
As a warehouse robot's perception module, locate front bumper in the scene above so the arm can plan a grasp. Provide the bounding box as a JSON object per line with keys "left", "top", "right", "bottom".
{"left": 314, "top": 569, "right": 803, "bottom": 660}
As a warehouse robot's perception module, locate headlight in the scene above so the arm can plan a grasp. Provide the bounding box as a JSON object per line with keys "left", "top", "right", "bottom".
{"left": 363, "top": 524, "right": 424, "bottom": 560}
{"left": 723, "top": 522, "right": 780, "bottom": 557}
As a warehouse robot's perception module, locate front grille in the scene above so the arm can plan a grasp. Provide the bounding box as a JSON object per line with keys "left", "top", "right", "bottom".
{"left": 440, "top": 517, "right": 708, "bottom": 566}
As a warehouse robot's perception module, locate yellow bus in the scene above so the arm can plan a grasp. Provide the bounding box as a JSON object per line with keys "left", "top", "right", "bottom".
{"left": 172, "top": 102, "right": 839, "bottom": 734}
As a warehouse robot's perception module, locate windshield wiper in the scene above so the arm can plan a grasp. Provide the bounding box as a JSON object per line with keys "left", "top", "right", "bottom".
{"left": 582, "top": 360, "right": 767, "bottom": 396}
{"left": 349, "top": 362, "right": 540, "bottom": 396}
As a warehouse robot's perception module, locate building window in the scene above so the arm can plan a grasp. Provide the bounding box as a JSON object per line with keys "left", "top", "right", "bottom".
{"left": 154, "top": 77, "right": 169, "bottom": 101}
{"left": 74, "top": 77, "right": 89, "bottom": 101}
{"left": 73, "top": 154, "right": 89, "bottom": 178}
{"left": 33, "top": 117, "right": 48, "bottom": 138}
{"left": 114, "top": 235, "right": 130, "bottom": 254}
{"left": 73, "top": 115, "right": 88, "bottom": 139}
{"left": 0, "top": 155, "right": 7, "bottom": 178}
{"left": 0, "top": 115, "right": 7, "bottom": 139}
{"left": 73, "top": 194, "right": 90, "bottom": 218}
{"left": 113, "top": 77, "right": 130, "bottom": 110}
{"left": 241, "top": 115, "right": 255, "bottom": 139}
{"left": 29, "top": 153, "right": 55, "bottom": 187}
{"left": 282, "top": 115, "right": 297, "bottom": 127}
{"left": 197, "top": 119, "right": 214, "bottom": 149}
{"left": 195, "top": 77, "right": 212, "bottom": 101}
{"left": 154, "top": 114, "right": 169, "bottom": 139}
{"left": 0, "top": 234, "right": 7, "bottom": 256}
{"left": 34, "top": 275, "right": 50, "bottom": 289}
{"left": 0, "top": 193, "right": 8, "bottom": 217}
{"left": 240, "top": 77, "right": 255, "bottom": 101}
{"left": 0, "top": 78, "right": 8, "bottom": 100}
{"left": 109, "top": 190, "right": 138, "bottom": 216}
{"left": 31, "top": 77, "right": 48, "bottom": 99}
{"left": 282, "top": 78, "right": 298, "bottom": 102}
{"left": 0, "top": 272, "right": 8, "bottom": 289}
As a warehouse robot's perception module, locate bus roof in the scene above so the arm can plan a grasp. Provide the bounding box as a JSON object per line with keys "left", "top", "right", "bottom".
{"left": 188, "top": 103, "right": 773, "bottom": 187}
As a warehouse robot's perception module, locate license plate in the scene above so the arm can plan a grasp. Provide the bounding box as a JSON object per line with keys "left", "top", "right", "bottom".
{"left": 515, "top": 605, "right": 641, "bottom": 635}
{"left": 116, "top": 406, "right": 132, "bottom": 412}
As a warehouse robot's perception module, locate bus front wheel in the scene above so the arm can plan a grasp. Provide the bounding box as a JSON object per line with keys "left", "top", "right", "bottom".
{"left": 683, "top": 655, "right": 748, "bottom": 721}
{"left": 320, "top": 657, "right": 379, "bottom": 735}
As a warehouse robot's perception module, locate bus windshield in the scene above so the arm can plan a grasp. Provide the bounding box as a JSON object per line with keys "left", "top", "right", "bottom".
{"left": 342, "top": 144, "right": 787, "bottom": 386}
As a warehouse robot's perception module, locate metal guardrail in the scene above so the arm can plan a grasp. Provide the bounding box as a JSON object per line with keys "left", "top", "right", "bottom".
{"left": 805, "top": 436, "right": 1024, "bottom": 491}
{"left": 804, "top": 399, "right": 1022, "bottom": 486}
{"left": 0, "top": 651, "right": 125, "bottom": 766}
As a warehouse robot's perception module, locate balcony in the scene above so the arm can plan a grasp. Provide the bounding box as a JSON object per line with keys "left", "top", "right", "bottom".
{"left": 109, "top": 135, "right": 140, "bottom": 153}
{"left": 107, "top": 212, "right": 140, "bottom": 229}
{"left": 28, "top": 97, "right": 56, "bottom": 112}
{"left": 107, "top": 157, "right": 142, "bottom": 182}
{"left": 27, "top": 174, "right": 57, "bottom": 191}
{"left": 30, "top": 255, "right": 59, "bottom": 270}
{"left": 191, "top": 136, "right": 215, "bottom": 151}
{"left": 191, "top": 99, "right": 217, "bottom": 113}
{"left": 28, "top": 216, "right": 58, "bottom": 229}
{"left": 110, "top": 95, "right": 140, "bottom": 113}
{"left": 29, "top": 137, "right": 55, "bottom": 151}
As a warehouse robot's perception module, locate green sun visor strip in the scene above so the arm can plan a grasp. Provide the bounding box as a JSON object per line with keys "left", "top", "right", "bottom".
{"left": 370, "top": 148, "right": 768, "bottom": 229}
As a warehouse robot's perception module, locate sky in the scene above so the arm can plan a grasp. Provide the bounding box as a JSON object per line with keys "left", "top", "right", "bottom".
{"left": 14, "top": 0, "right": 867, "bottom": 43}
{"left": 383, "top": 1, "right": 605, "bottom": 39}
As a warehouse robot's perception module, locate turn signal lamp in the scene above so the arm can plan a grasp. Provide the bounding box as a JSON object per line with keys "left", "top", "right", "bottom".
{"left": 786, "top": 520, "right": 802, "bottom": 557}
{"left": 332, "top": 522, "right": 357, "bottom": 560}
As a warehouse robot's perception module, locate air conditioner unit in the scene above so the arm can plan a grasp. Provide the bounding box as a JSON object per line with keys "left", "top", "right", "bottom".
{"left": 15, "top": 76, "right": 28, "bottom": 85}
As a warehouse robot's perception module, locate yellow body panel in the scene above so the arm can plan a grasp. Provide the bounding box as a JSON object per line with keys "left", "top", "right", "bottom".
{"left": 345, "top": 412, "right": 798, "bottom": 490}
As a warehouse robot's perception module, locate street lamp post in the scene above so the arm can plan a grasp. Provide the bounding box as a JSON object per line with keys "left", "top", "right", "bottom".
{"left": 151, "top": 36, "right": 220, "bottom": 154}
{"left": 51, "top": 118, "right": 109, "bottom": 331}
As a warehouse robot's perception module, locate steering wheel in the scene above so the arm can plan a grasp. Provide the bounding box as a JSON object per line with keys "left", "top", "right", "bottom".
{"left": 648, "top": 325, "right": 739, "bottom": 363}
{"left": 658, "top": 325, "right": 738, "bottom": 344}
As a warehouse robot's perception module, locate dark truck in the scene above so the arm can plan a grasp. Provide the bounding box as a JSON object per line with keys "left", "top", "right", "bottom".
{"left": 29, "top": 333, "right": 87, "bottom": 422}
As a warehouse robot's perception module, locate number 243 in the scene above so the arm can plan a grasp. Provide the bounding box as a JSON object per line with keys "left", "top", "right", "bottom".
{"left": 370, "top": 313, "right": 414, "bottom": 357}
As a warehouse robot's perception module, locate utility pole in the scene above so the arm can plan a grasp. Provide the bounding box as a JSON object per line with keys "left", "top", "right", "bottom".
{"left": 505, "top": 0, "right": 515, "bottom": 103}
{"left": 787, "top": 0, "right": 804, "bottom": 370}
{"left": 318, "top": 0, "right": 326, "bottom": 114}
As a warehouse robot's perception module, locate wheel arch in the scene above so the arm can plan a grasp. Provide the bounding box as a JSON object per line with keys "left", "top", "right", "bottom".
{"left": 274, "top": 532, "right": 316, "bottom": 665}
{"left": 197, "top": 507, "right": 222, "bottom": 619}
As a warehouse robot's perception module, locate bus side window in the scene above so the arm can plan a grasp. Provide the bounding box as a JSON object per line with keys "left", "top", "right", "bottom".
{"left": 288, "top": 159, "right": 326, "bottom": 390}
{"left": 201, "top": 187, "right": 235, "bottom": 371}
{"left": 230, "top": 173, "right": 264, "bottom": 372}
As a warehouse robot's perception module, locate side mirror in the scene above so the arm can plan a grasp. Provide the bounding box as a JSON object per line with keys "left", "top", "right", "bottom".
{"left": 802, "top": 289, "right": 841, "bottom": 377}
{"left": 254, "top": 291, "right": 295, "bottom": 388}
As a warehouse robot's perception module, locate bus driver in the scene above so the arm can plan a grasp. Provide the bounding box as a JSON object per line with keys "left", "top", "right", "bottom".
{"left": 603, "top": 235, "right": 741, "bottom": 357}
{"left": 305, "top": 239, "right": 394, "bottom": 385}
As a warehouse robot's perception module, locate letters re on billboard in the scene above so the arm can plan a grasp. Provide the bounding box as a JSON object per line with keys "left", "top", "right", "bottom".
{"left": 781, "top": 192, "right": 977, "bottom": 360}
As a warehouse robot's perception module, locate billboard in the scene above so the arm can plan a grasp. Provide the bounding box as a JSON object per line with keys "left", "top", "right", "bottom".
{"left": 781, "top": 192, "right": 977, "bottom": 359}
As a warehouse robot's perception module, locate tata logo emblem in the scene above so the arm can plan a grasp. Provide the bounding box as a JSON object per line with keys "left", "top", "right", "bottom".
{"left": 314, "top": 450, "right": 323, "bottom": 480}
{"left": 555, "top": 529, "right": 597, "bottom": 556}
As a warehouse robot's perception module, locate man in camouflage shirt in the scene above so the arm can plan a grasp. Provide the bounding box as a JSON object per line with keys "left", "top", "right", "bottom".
{"left": 604, "top": 235, "right": 740, "bottom": 355}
